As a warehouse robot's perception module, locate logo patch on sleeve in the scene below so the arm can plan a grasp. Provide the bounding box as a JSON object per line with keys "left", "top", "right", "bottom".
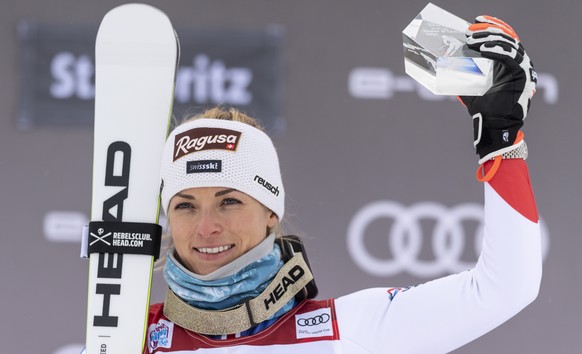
{"left": 295, "top": 307, "right": 333, "bottom": 339}
{"left": 148, "top": 319, "right": 174, "bottom": 353}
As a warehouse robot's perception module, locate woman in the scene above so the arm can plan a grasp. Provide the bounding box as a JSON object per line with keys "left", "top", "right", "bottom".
{"left": 146, "top": 16, "right": 541, "bottom": 353}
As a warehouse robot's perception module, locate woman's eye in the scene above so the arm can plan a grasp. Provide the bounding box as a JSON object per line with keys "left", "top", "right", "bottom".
{"left": 222, "top": 198, "right": 242, "bottom": 206}
{"left": 174, "top": 202, "right": 194, "bottom": 210}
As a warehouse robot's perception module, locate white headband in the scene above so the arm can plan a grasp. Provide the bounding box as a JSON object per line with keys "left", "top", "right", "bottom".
{"left": 160, "top": 118, "right": 284, "bottom": 219}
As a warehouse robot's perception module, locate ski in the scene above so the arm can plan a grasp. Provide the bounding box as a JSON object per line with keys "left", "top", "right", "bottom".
{"left": 85, "top": 4, "right": 179, "bottom": 354}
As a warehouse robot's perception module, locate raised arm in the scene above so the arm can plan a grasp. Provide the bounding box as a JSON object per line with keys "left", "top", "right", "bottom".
{"left": 336, "top": 16, "right": 541, "bottom": 354}
{"left": 379, "top": 159, "right": 542, "bottom": 353}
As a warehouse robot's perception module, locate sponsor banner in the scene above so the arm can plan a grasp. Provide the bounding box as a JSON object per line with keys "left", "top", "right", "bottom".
{"left": 347, "top": 200, "right": 550, "bottom": 278}
{"left": 348, "top": 67, "right": 559, "bottom": 104}
{"left": 17, "top": 21, "right": 284, "bottom": 132}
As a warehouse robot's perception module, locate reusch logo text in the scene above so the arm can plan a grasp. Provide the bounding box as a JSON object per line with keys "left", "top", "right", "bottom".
{"left": 254, "top": 175, "right": 280, "bottom": 196}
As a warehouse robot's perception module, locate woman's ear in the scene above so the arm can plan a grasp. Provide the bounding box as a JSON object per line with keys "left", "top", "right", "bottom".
{"left": 267, "top": 211, "right": 278, "bottom": 228}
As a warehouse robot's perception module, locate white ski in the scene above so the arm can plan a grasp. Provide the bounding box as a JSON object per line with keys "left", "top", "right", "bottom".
{"left": 86, "top": 4, "right": 178, "bottom": 354}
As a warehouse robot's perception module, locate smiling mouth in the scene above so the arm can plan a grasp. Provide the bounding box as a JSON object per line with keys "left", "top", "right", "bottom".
{"left": 196, "top": 245, "right": 234, "bottom": 254}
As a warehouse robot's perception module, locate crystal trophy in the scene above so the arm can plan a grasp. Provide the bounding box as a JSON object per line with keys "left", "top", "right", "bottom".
{"left": 402, "top": 3, "right": 494, "bottom": 96}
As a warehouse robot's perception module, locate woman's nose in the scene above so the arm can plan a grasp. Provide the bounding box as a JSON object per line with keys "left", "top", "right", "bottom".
{"left": 195, "top": 208, "right": 222, "bottom": 237}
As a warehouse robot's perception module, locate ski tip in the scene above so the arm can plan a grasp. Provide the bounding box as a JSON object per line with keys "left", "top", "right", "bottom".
{"left": 97, "top": 3, "right": 175, "bottom": 43}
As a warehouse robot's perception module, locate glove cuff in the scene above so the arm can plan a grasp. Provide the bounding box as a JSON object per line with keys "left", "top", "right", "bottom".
{"left": 477, "top": 134, "right": 527, "bottom": 165}
{"left": 472, "top": 112, "right": 524, "bottom": 160}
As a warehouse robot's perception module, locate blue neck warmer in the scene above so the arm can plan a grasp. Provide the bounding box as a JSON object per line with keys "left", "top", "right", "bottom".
{"left": 163, "top": 242, "right": 296, "bottom": 320}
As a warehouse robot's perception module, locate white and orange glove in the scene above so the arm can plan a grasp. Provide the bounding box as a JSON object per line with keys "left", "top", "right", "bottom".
{"left": 459, "top": 16, "right": 537, "bottom": 180}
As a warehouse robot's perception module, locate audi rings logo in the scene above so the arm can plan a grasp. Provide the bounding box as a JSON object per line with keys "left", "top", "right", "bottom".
{"left": 297, "top": 313, "right": 330, "bottom": 327}
{"left": 347, "top": 201, "right": 549, "bottom": 278}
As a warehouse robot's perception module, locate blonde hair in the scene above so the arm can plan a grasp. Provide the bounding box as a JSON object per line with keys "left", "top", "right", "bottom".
{"left": 155, "top": 106, "right": 283, "bottom": 270}
{"left": 185, "top": 106, "right": 265, "bottom": 130}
